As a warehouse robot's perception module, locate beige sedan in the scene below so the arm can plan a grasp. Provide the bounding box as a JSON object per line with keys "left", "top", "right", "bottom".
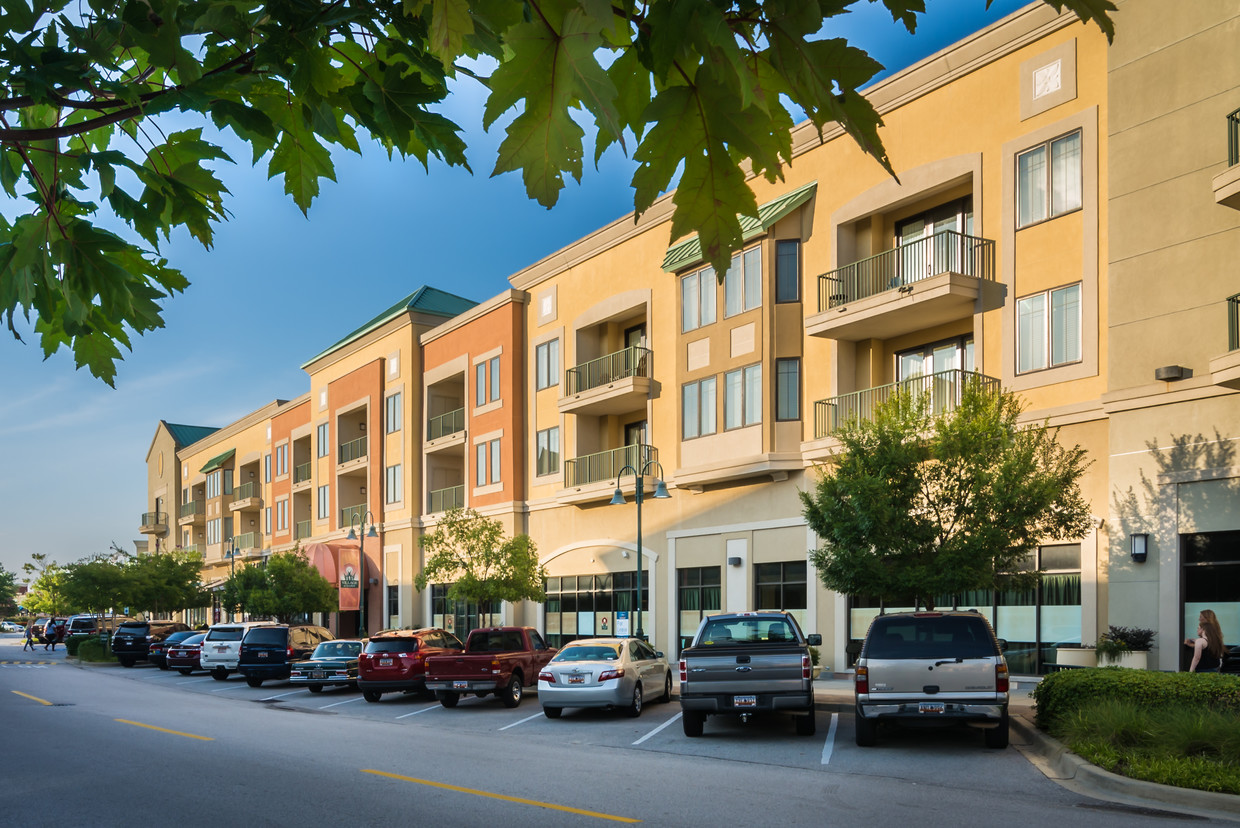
{"left": 537, "top": 637, "right": 672, "bottom": 718}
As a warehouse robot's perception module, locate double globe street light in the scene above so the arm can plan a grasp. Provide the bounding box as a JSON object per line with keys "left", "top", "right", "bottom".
{"left": 347, "top": 512, "right": 378, "bottom": 637}
{"left": 610, "top": 460, "right": 670, "bottom": 642}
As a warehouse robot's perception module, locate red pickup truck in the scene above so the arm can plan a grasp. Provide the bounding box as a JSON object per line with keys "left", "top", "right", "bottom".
{"left": 424, "top": 626, "right": 557, "bottom": 708}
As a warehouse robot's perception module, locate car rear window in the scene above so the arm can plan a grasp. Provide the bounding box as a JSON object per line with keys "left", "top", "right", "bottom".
{"left": 866, "top": 616, "right": 996, "bottom": 659}
{"left": 697, "top": 618, "right": 796, "bottom": 646}
{"left": 116, "top": 624, "right": 150, "bottom": 635}
{"left": 314, "top": 641, "right": 362, "bottom": 658}
{"left": 366, "top": 639, "right": 419, "bottom": 654}
{"left": 177, "top": 634, "right": 207, "bottom": 646}
{"left": 555, "top": 645, "right": 620, "bottom": 662}
{"left": 205, "top": 627, "right": 245, "bottom": 642}
{"left": 468, "top": 631, "right": 524, "bottom": 652}
{"left": 244, "top": 628, "right": 287, "bottom": 645}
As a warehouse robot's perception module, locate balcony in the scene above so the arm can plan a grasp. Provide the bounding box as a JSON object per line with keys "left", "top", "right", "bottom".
{"left": 139, "top": 512, "right": 168, "bottom": 535}
{"left": 339, "top": 437, "right": 367, "bottom": 465}
{"left": 427, "top": 407, "right": 466, "bottom": 454}
{"left": 1209, "top": 293, "right": 1240, "bottom": 389}
{"left": 428, "top": 485, "right": 464, "bottom": 513}
{"left": 233, "top": 532, "right": 262, "bottom": 552}
{"left": 340, "top": 503, "right": 366, "bottom": 527}
{"left": 293, "top": 463, "right": 312, "bottom": 486}
{"left": 178, "top": 500, "right": 205, "bottom": 526}
{"left": 181, "top": 544, "right": 199, "bottom": 556}
{"left": 806, "top": 230, "right": 995, "bottom": 342}
{"left": 295, "top": 520, "right": 312, "bottom": 540}
{"left": 812, "top": 369, "right": 1001, "bottom": 438}
{"left": 559, "top": 346, "right": 653, "bottom": 416}
{"left": 1213, "top": 108, "right": 1240, "bottom": 210}
{"left": 229, "top": 481, "right": 263, "bottom": 510}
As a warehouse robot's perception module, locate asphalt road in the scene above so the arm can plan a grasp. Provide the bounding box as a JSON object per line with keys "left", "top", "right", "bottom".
{"left": 0, "top": 634, "right": 1220, "bottom": 827}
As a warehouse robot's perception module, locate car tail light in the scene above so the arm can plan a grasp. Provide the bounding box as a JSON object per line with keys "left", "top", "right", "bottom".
{"left": 802, "top": 654, "right": 812, "bottom": 680}
{"left": 539, "top": 671, "right": 555, "bottom": 684}
{"left": 995, "top": 663, "right": 1009, "bottom": 694}
{"left": 287, "top": 646, "right": 295, "bottom": 659}
{"left": 491, "top": 658, "right": 501, "bottom": 675}
{"left": 855, "top": 665, "right": 869, "bottom": 694}
{"left": 679, "top": 658, "right": 687, "bottom": 683}
{"left": 597, "top": 669, "right": 624, "bottom": 682}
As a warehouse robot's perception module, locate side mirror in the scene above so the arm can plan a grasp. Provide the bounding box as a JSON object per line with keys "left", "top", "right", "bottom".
{"left": 655, "top": 651, "right": 664, "bottom": 659}
{"left": 806, "top": 634, "right": 822, "bottom": 646}
{"left": 997, "top": 638, "right": 1009, "bottom": 653}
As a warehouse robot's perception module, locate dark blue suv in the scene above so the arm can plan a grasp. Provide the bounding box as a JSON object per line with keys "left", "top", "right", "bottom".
{"left": 237, "top": 624, "right": 334, "bottom": 687}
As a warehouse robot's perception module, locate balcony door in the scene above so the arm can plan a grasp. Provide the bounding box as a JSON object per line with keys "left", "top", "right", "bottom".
{"left": 896, "top": 197, "right": 974, "bottom": 283}
{"left": 624, "top": 323, "right": 648, "bottom": 377}
{"left": 897, "top": 337, "right": 974, "bottom": 414}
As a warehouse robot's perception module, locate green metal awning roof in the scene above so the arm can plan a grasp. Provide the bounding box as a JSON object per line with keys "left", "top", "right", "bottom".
{"left": 661, "top": 181, "right": 818, "bottom": 273}
{"left": 200, "top": 448, "right": 235, "bottom": 473}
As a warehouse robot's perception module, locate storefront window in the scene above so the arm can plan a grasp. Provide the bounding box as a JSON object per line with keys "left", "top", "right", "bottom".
{"left": 755, "top": 561, "right": 807, "bottom": 631}
{"left": 544, "top": 573, "right": 646, "bottom": 648}
{"left": 1182, "top": 531, "right": 1240, "bottom": 671}
{"left": 430, "top": 583, "right": 500, "bottom": 639}
{"left": 678, "top": 567, "right": 721, "bottom": 651}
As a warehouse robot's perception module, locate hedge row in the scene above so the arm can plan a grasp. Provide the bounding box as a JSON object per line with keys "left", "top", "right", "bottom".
{"left": 1033, "top": 667, "right": 1240, "bottom": 728}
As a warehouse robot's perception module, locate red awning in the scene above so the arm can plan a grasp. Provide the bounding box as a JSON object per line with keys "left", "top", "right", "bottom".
{"left": 304, "top": 543, "right": 339, "bottom": 585}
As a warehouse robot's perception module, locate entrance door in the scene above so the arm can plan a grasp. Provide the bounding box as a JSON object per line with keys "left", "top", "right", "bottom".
{"left": 1181, "top": 531, "right": 1240, "bottom": 670}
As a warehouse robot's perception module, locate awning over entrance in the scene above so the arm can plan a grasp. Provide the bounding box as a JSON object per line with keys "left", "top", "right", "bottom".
{"left": 304, "top": 542, "right": 340, "bottom": 586}
{"left": 200, "top": 448, "right": 236, "bottom": 473}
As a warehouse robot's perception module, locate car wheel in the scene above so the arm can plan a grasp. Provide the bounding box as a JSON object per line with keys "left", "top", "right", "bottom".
{"left": 439, "top": 691, "right": 460, "bottom": 708}
{"left": 985, "top": 710, "right": 1009, "bottom": 749}
{"left": 626, "top": 684, "right": 643, "bottom": 718}
{"left": 212, "top": 668, "right": 228, "bottom": 681}
{"left": 660, "top": 672, "right": 673, "bottom": 704}
{"left": 158, "top": 662, "right": 169, "bottom": 671}
{"left": 502, "top": 675, "right": 523, "bottom": 708}
{"left": 308, "top": 685, "right": 323, "bottom": 694}
{"left": 855, "top": 707, "right": 877, "bottom": 747}
{"left": 178, "top": 668, "right": 192, "bottom": 676}
{"left": 119, "top": 657, "right": 135, "bottom": 668}
{"left": 363, "top": 690, "right": 382, "bottom": 703}
{"left": 246, "top": 677, "right": 263, "bottom": 688}
{"left": 796, "top": 710, "right": 817, "bottom": 736}
{"left": 543, "top": 706, "right": 563, "bottom": 719}
{"left": 682, "top": 709, "right": 704, "bottom": 737}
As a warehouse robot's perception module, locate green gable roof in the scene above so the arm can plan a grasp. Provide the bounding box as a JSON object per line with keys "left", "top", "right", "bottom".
{"left": 661, "top": 181, "right": 818, "bottom": 273}
{"left": 200, "top": 448, "right": 236, "bottom": 473}
{"left": 301, "top": 286, "right": 478, "bottom": 369}
{"left": 165, "top": 422, "right": 220, "bottom": 448}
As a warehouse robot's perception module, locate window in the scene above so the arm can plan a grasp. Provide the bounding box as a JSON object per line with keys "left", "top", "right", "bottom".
{"left": 275, "top": 444, "right": 288, "bottom": 477}
{"left": 543, "top": 573, "right": 644, "bottom": 648}
{"left": 681, "top": 377, "right": 717, "bottom": 440}
{"left": 681, "top": 265, "right": 717, "bottom": 332}
{"left": 387, "top": 585, "right": 399, "bottom": 622}
{"left": 206, "top": 471, "right": 220, "bottom": 499}
{"left": 678, "top": 567, "right": 721, "bottom": 651}
{"left": 265, "top": 507, "right": 271, "bottom": 534}
{"left": 206, "top": 518, "right": 220, "bottom": 546}
{"left": 1017, "top": 283, "right": 1081, "bottom": 373}
{"left": 775, "top": 358, "right": 800, "bottom": 421}
{"left": 776, "top": 240, "right": 800, "bottom": 303}
{"left": 489, "top": 357, "right": 501, "bottom": 401}
{"left": 385, "top": 464, "right": 402, "bottom": 504}
{"left": 490, "top": 438, "right": 501, "bottom": 484}
{"left": 317, "top": 485, "right": 330, "bottom": 520}
{"left": 724, "top": 364, "right": 762, "bottom": 429}
{"left": 1017, "top": 130, "right": 1082, "bottom": 227}
{"left": 724, "top": 246, "right": 762, "bottom": 317}
{"left": 755, "top": 561, "right": 808, "bottom": 630}
{"left": 536, "top": 339, "right": 560, "bottom": 391}
{"left": 264, "top": 453, "right": 271, "bottom": 483}
{"left": 317, "top": 423, "right": 329, "bottom": 457}
{"left": 536, "top": 427, "right": 559, "bottom": 476}
{"left": 475, "top": 362, "right": 486, "bottom": 407}
{"left": 223, "top": 469, "right": 233, "bottom": 495}
{"left": 385, "top": 392, "right": 401, "bottom": 433}
{"left": 276, "top": 499, "right": 288, "bottom": 532}
{"left": 476, "top": 442, "right": 487, "bottom": 487}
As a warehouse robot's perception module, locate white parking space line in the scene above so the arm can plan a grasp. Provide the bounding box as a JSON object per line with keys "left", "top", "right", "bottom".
{"left": 262, "top": 690, "right": 304, "bottom": 701}
{"left": 177, "top": 678, "right": 214, "bottom": 685}
{"left": 319, "top": 696, "right": 364, "bottom": 710}
{"left": 498, "top": 712, "right": 543, "bottom": 731}
{"left": 395, "top": 705, "right": 439, "bottom": 719}
{"left": 211, "top": 683, "right": 246, "bottom": 692}
{"left": 820, "top": 713, "right": 839, "bottom": 765}
{"left": 632, "top": 712, "right": 682, "bottom": 745}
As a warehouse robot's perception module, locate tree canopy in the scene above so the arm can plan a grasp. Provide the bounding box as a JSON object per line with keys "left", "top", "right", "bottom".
{"left": 57, "top": 549, "right": 206, "bottom": 617}
{"left": 415, "top": 507, "right": 546, "bottom": 609}
{"left": 21, "top": 553, "right": 72, "bottom": 615}
{"left": 220, "top": 550, "right": 337, "bottom": 624}
{"left": 0, "top": 564, "right": 18, "bottom": 614}
{"left": 800, "top": 381, "right": 1093, "bottom": 610}
{"left": 0, "top": 0, "right": 1115, "bottom": 384}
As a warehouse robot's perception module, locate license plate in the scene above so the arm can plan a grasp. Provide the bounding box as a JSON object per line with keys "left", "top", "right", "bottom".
{"left": 258, "top": 652, "right": 268, "bottom": 658}
{"left": 312, "top": 671, "right": 326, "bottom": 680}
{"left": 919, "top": 702, "right": 945, "bottom": 714}
{"left": 453, "top": 681, "right": 469, "bottom": 690}
{"left": 216, "top": 646, "right": 227, "bottom": 652}
{"left": 379, "top": 658, "right": 392, "bottom": 667}
{"left": 734, "top": 695, "right": 757, "bottom": 708}
{"left": 568, "top": 676, "right": 585, "bottom": 684}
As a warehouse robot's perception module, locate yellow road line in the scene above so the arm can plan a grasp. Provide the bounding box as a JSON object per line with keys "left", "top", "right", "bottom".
{"left": 115, "top": 718, "right": 214, "bottom": 741}
{"left": 362, "top": 769, "right": 640, "bottom": 823}
{"left": 11, "top": 690, "right": 52, "bottom": 705}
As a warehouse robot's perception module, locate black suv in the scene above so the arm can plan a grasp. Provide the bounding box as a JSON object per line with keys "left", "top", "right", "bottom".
{"left": 111, "top": 620, "right": 192, "bottom": 667}
{"left": 237, "top": 625, "right": 334, "bottom": 687}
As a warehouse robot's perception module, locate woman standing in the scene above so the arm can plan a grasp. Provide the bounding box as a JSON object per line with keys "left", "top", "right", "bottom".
{"left": 1184, "top": 609, "right": 1226, "bottom": 673}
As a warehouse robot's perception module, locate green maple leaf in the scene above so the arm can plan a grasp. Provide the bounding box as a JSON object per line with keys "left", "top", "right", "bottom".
{"left": 269, "top": 129, "right": 336, "bottom": 213}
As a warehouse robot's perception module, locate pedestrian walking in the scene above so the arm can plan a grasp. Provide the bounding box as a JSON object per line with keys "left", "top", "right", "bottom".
{"left": 23, "top": 621, "right": 36, "bottom": 652}
{"left": 1185, "top": 609, "right": 1226, "bottom": 673}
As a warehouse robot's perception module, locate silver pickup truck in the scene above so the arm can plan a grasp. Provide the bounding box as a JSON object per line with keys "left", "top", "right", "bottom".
{"left": 678, "top": 611, "right": 822, "bottom": 737}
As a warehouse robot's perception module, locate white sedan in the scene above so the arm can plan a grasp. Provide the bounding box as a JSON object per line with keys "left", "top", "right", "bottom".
{"left": 1, "top": 621, "right": 25, "bottom": 633}
{"left": 538, "top": 637, "right": 672, "bottom": 719}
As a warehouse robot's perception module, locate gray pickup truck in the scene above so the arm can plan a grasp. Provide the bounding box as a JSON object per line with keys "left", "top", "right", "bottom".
{"left": 678, "top": 611, "right": 822, "bottom": 737}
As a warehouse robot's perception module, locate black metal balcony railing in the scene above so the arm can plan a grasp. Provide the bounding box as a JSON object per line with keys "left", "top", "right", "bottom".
{"left": 293, "top": 462, "right": 312, "bottom": 484}
{"left": 140, "top": 511, "right": 167, "bottom": 527}
{"left": 1228, "top": 292, "right": 1240, "bottom": 351}
{"left": 817, "top": 230, "right": 995, "bottom": 311}
{"left": 429, "top": 485, "right": 465, "bottom": 513}
{"left": 179, "top": 500, "right": 205, "bottom": 518}
{"left": 234, "top": 481, "right": 260, "bottom": 500}
{"left": 428, "top": 407, "right": 465, "bottom": 440}
{"left": 1228, "top": 107, "right": 1240, "bottom": 167}
{"left": 564, "top": 444, "right": 657, "bottom": 488}
{"left": 813, "top": 369, "right": 1001, "bottom": 438}
{"left": 339, "top": 437, "right": 367, "bottom": 464}
{"left": 564, "top": 345, "right": 653, "bottom": 395}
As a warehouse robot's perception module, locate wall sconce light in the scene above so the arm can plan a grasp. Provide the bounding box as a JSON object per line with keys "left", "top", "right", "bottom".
{"left": 249, "top": 470, "right": 255, "bottom": 478}
{"left": 249, "top": 520, "right": 256, "bottom": 527}
{"left": 727, "top": 556, "right": 742, "bottom": 567}
{"left": 359, "top": 422, "right": 366, "bottom": 431}
{"left": 360, "top": 486, "right": 367, "bottom": 495}
{"left": 1130, "top": 533, "right": 1148, "bottom": 563}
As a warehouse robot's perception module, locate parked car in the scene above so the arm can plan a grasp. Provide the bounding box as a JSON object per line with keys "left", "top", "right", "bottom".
{"left": 63, "top": 614, "right": 135, "bottom": 639}
{"left": 538, "top": 637, "right": 672, "bottom": 719}
{"left": 854, "top": 610, "right": 1010, "bottom": 749}
{"left": 290, "top": 639, "right": 366, "bottom": 692}
{"left": 237, "top": 624, "right": 334, "bottom": 687}
{"left": 40, "top": 618, "right": 68, "bottom": 645}
{"left": 357, "top": 628, "right": 464, "bottom": 702}
{"left": 1222, "top": 645, "right": 1240, "bottom": 674}
{"left": 148, "top": 629, "right": 201, "bottom": 670}
{"left": 0, "top": 620, "right": 23, "bottom": 632}
{"left": 111, "top": 620, "right": 192, "bottom": 667}
{"left": 166, "top": 633, "right": 208, "bottom": 674}
{"left": 424, "top": 626, "right": 557, "bottom": 709}
{"left": 199, "top": 621, "right": 281, "bottom": 680}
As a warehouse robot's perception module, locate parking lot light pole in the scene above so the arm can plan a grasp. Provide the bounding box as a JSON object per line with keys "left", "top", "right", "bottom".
{"left": 224, "top": 537, "right": 239, "bottom": 622}
{"left": 347, "top": 512, "right": 378, "bottom": 637}
{"left": 610, "top": 461, "right": 670, "bottom": 642}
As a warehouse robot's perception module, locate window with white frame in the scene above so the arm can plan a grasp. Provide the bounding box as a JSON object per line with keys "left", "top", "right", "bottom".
{"left": 386, "top": 464, "right": 402, "bottom": 504}
{"left": 317, "top": 423, "right": 329, "bottom": 457}
{"left": 1017, "top": 283, "right": 1081, "bottom": 373}
{"left": 276, "top": 499, "right": 288, "bottom": 532}
{"left": 475, "top": 362, "right": 486, "bottom": 407}
{"left": 724, "top": 246, "right": 762, "bottom": 317}
{"left": 265, "top": 507, "right": 272, "bottom": 534}
{"left": 681, "top": 265, "right": 717, "bottom": 332}
{"left": 476, "top": 442, "right": 487, "bottom": 487}
{"left": 317, "top": 484, "right": 330, "bottom": 519}
{"left": 206, "top": 518, "right": 221, "bottom": 545}
{"left": 536, "top": 427, "right": 559, "bottom": 476}
{"left": 536, "top": 339, "right": 560, "bottom": 391}
{"left": 490, "top": 438, "right": 501, "bottom": 484}
{"left": 275, "top": 444, "right": 288, "bottom": 476}
{"left": 1017, "top": 130, "right": 1082, "bottom": 228}
{"left": 724, "top": 364, "right": 762, "bottom": 429}
{"left": 775, "top": 358, "right": 800, "bottom": 421}
{"left": 489, "top": 356, "right": 501, "bottom": 402}
{"left": 682, "top": 377, "right": 717, "bottom": 439}
{"left": 385, "top": 392, "right": 401, "bottom": 433}
{"left": 264, "top": 453, "right": 271, "bottom": 482}
{"left": 206, "top": 471, "right": 220, "bottom": 499}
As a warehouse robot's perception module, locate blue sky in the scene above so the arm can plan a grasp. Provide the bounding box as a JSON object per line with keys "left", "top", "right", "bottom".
{"left": 0, "top": 0, "right": 1030, "bottom": 584}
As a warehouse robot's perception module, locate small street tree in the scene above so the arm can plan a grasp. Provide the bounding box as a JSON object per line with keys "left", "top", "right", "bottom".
{"left": 61, "top": 557, "right": 129, "bottom": 620}
{"left": 800, "top": 381, "right": 1093, "bottom": 610}
{"left": 415, "top": 508, "right": 546, "bottom": 624}
{"left": 22, "top": 553, "right": 73, "bottom": 616}
{"left": 125, "top": 550, "right": 208, "bottom": 618}
{"left": 221, "top": 550, "right": 336, "bottom": 624}
{"left": 0, "top": 564, "right": 18, "bottom": 615}
{"left": 220, "top": 564, "right": 269, "bottom": 623}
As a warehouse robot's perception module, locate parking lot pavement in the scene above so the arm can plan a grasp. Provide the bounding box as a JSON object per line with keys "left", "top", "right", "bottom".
{"left": 0, "top": 633, "right": 70, "bottom": 664}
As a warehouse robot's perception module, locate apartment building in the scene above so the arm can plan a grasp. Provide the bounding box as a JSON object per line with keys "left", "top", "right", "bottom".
{"left": 139, "top": 1, "right": 1240, "bottom": 673}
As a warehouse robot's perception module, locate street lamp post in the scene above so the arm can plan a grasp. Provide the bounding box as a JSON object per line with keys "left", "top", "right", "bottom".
{"left": 610, "top": 461, "right": 670, "bottom": 641}
{"left": 348, "top": 512, "right": 378, "bottom": 637}
{"left": 224, "top": 537, "right": 238, "bottom": 622}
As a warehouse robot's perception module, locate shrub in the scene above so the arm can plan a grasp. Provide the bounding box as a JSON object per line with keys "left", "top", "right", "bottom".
{"left": 65, "top": 633, "right": 92, "bottom": 656}
{"left": 76, "top": 637, "right": 115, "bottom": 663}
{"left": 1032, "top": 667, "right": 1240, "bottom": 728}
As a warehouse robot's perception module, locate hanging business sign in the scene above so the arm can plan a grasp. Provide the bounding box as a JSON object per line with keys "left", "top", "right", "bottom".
{"left": 338, "top": 547, "right": 361, "bottom": 611}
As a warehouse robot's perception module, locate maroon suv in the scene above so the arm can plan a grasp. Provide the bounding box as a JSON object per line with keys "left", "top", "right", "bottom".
{"left": 358, "top": 628, "right": 463, "bottom": 702}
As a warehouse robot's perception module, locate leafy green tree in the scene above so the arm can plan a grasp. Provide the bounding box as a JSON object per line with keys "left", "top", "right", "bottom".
{"left": 221, "top": 550, "right": 336, "bottom": 624}
{"left": 22, "top": 553, "right": 73, "bottom": 616}
{"left": 0, "top": 0, "right": 1115, "bottom": 384}
{"left": 415, "top": 507, "right": 546, "bottom": 620}
{"left": 125, "top": 549, "right": 208, "bottom": 617}
{"left": 220, "top": 562, "right": 269, "bottom": 622}
{"left": 60, "top": 556, "right": 129, "bottom": 620}
{"left": 0, "top": 564, "right": 18, "bottom": 615}
{"left": 800, "top": 381, "right": 1093, "bottom": 610}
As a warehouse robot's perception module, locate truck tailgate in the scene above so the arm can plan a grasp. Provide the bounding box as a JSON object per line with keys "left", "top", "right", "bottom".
{"left": 865, "top": 657, "right": 998, "bottom": 698}
{"left": 683, "top": 646, "right": 806, "bottom": 695}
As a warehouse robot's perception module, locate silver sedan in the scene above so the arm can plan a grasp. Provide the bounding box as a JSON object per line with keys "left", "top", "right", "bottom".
{"left": 538, "top": 637, "right": 673, "bottom": 718}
